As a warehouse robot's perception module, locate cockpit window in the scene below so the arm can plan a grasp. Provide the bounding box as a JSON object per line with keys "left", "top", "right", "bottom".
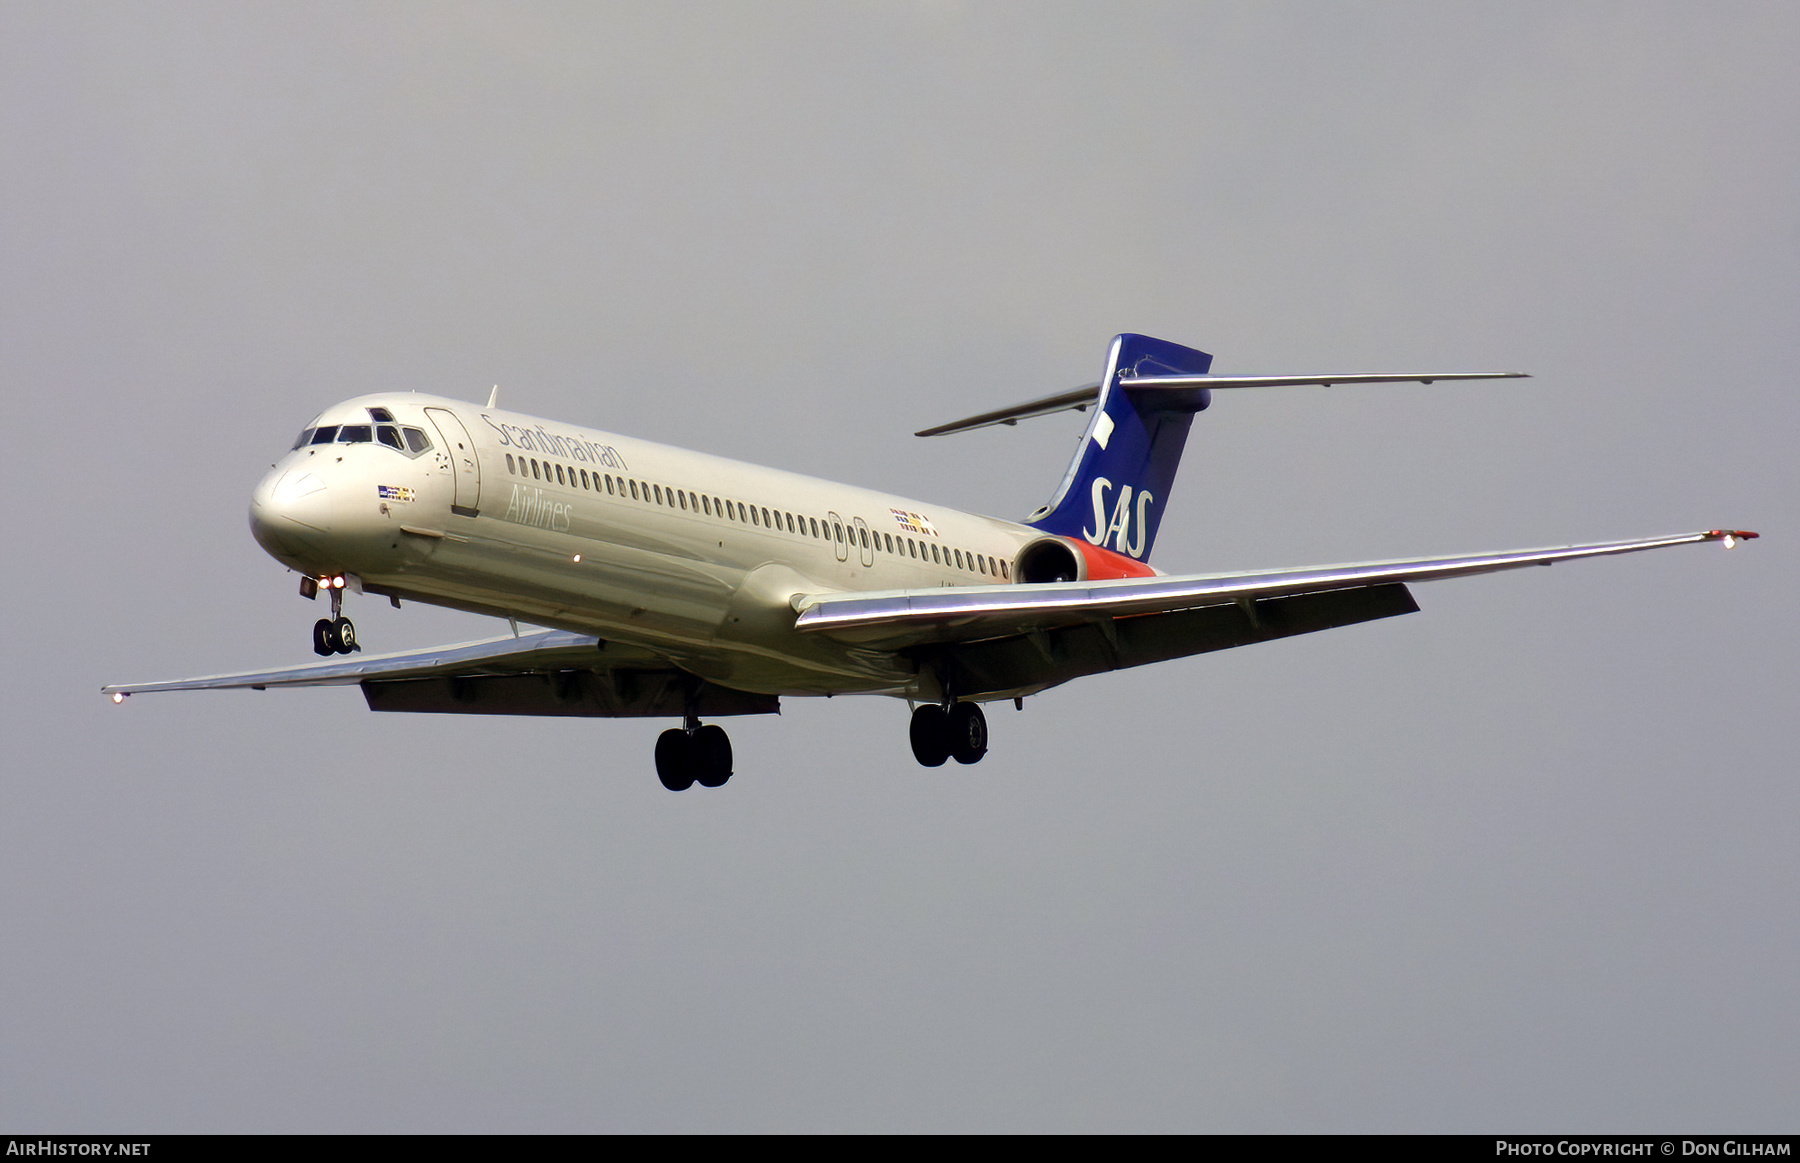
{"left": 367, "top": 407, "right": 395, "bottom": 422}
{"left": 377, "top": 425, "right": 403, "bottom": 450}
{"left": 337, "top": 424, "right": 373, "bottom": 443}
{"left": 310, "top": 426, "right": 339, "bottom": 445}
{"left": 292, "top": 428, "right": 315, "bottom": 450}
{"left": 403, "top": 427, "right": 431, "bottom": 454}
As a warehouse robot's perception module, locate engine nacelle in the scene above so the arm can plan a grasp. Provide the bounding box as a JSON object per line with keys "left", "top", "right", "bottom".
{"left": 1013, "top": 537, "right": 1158, "bottom": 584}
{"left": 1015, "top": 537, "right": 1084, "bottom": 583}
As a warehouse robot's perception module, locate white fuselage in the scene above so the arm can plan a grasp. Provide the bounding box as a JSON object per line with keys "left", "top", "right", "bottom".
{"left": 249, "top": 393, "right": 1048, "bottom": 700}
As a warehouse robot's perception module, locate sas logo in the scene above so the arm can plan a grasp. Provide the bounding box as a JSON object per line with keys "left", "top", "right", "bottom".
{"left": 1082, "top": 477, "right": 1153, "bottom": 558}
{"left": 890, "top": 508, "right": 938, "bottom": 537}
{"left": 377, "top": 485, "right": 416, "bottom": 502}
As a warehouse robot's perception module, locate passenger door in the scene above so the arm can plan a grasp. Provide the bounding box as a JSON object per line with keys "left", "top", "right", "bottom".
{"left": 424, "top": 407, "right": 482, "bottom": 516}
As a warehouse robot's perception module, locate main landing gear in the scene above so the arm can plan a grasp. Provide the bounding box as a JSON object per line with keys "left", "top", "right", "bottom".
{"left": 308, "top": 574, "right": 360, "bottom": 657}
{"left": 655, "top": 719, "right": 734, "bottom": 791}
{"left": 910, "top": 701, "right": 988, "bottom": 767}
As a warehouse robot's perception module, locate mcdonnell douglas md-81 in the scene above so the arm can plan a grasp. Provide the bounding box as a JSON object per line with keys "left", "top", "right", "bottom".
{"left": 105, "top": 334, "right": 1757, "bottom": 790}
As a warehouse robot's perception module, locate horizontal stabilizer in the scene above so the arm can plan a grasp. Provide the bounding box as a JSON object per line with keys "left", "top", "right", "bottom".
{"left": 916, "top": 372, "right": 1528, "bottom": 437}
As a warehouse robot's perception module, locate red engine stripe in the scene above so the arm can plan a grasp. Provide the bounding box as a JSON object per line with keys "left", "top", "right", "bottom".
{"left": 1070, "top": 538, "right": 1158, "bottom": 579}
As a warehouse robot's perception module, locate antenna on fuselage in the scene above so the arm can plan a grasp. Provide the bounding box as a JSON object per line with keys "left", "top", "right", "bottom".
{"left": 487, "top": 385, "right": 500, "bottom": 408}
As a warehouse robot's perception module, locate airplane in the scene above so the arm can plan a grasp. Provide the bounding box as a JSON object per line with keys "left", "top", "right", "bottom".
{"left": 104, "top": 333, "right": 1758, "bottom": 790}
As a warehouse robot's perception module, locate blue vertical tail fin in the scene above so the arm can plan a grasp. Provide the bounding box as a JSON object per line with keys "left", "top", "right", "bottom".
{"left": 1024, "top": 334, "right": 1213, "bottom": 563}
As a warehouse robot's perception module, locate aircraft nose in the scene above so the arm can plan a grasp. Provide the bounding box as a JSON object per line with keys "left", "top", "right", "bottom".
{"left": 249, "top": 467, "right": 333, "bottom": 558}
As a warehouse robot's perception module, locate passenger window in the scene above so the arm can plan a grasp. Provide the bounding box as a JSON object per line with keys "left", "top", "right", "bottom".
{"left": 834, "top": 523, "right": 843, "bottom": 542}
{"left": 402, "top": 428, "right": 431, "bottom": 454}
{"left": 310, "top": 426, "right": 339, "bottom": 445}
{"left": 786, "top": 513, "right": 795, "bottom": 533}
{"left": 652, "top": 484, "right": 662, "bottom": 505}
{"left": 629, "top": 480, "right": 639, "bottom": 500}
{"left": 605, "top": 475, "right": 615, "bottom": 495}
{"left": 532, "top": 459, "right": 541, "bottom": 480}
{"left": 885, "top": 533, "right": 894, "bottom": 554}
{"left": 506, "top": 454, "right": 516, "bottom": 474}
{"left": 555, "top": 464, "right": 565, "bottom": 485}
{"left": 1000, "top": 561, "right": 1008, "bottom": 579}
{"left": 337, "top": 425, "right": 372, "bottom": 443}
{"left": 701, "top": 495, "right": 711, "bottom": 516}
{"left": 810, "top": 517, "right": 820, "bottom": 538}
{"left": 953, "top": 549, "right": 963, "bottom": 569}
{"left": 759, "top": 507, "right": 770, "bottom": 527}
{"left": 860, "top": 527, "right": 869, "bottom": 549}
{"left": 580, "top": 469, "right": 590, "bottom": 489}
{"left": 750, "top": 506, "right": 760, "bottom": 526}
{"left": 908, "top": 539, "right": 917, "bottom": 558}
{"left": 679, "top": 491, "right": 688, "bottom": 511}
{"left": 932, "top": 544, "right": 941, "bottom": 564}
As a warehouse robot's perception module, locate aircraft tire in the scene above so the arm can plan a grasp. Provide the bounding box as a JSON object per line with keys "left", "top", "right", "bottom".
{"left": 312, "top": 619, "right": 336, "bottom": 656}
{"left": 909, "top": 705, "right": 952, "bottom": 767}
{"left": 333, "top": 617, "right": 358, "bottom": 654}
{"left": 949, "top": 702, "right": 988, "bottom": 765}
{"left": 693, "top": 724, "right": 733, "bottom": 788}
{"left": 655, "top": 728, "right": 697, "bottom": 791}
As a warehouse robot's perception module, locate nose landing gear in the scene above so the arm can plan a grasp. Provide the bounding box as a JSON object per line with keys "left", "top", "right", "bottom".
{"left": 655, "top": 718, "right": 734, "bottom": 791}
{"left": 309, "top": 575, "right": 360, "bottom": 656}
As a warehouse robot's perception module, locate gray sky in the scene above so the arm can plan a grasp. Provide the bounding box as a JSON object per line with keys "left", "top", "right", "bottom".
{"left": 3, "top": 1, "right": 1795, "bottom": 1132}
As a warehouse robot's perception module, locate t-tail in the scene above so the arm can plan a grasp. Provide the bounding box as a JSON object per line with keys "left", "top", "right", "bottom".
{"left": 1023, "top": 333, "right": 1213, "bottom": 564}
{"left": 915, "top": 333, "right": 1529, "bottom": 572}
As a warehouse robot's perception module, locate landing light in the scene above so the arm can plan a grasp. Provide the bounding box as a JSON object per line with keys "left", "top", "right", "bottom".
{"left": 112, "top": 692, "right": 125, "bottom": 703}
{"left": 331, "top": 575, "right": 346, "bottom": 589}
{"left": 572, "top": 554, "right": 581, "bottom": 563}
{"left": 1723, "top": 534, "right": 1737, "bottom": 549}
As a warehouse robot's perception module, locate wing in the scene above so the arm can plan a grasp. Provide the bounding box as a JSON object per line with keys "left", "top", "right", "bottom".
{"left": 104, "top": 629, "right": 609, "bottom": 695}
{"left": 104, "top": 629, "right": 781, "bottom": 718}
{"left": 794, "top": 529, "right": 1759, "bottom": 647}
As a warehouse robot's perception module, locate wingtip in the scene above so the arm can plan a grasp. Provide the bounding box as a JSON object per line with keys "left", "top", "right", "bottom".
{"left": 1705, "top": 529, "right": 1760, "bottom": 547}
